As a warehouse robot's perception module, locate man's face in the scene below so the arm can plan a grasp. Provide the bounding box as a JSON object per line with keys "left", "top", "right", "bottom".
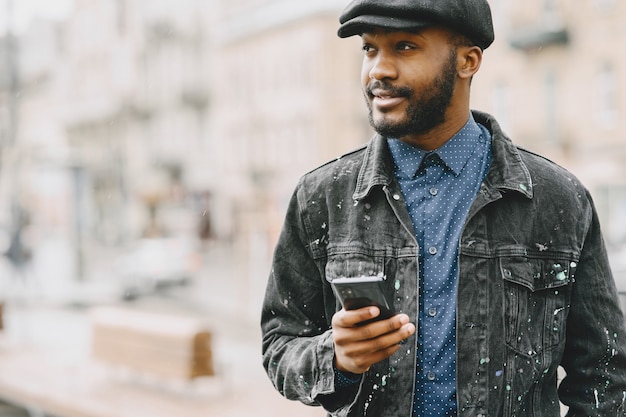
{"left": 361, "top": 27, "right": 459, "bottom": 140}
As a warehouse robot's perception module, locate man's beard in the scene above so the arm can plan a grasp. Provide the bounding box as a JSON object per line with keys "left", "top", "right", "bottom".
{"left": 365, "top": 50, "right": 458, "bottom": 138}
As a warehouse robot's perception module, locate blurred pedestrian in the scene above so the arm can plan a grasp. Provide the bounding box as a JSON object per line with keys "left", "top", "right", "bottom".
{"left": 196, "top": 191, "right": 214, "bottom": 251}
{"left": 261, "top": 0, "right": 626, "bottom": 416}
{"left": 4, "top": 208, "right": 33, "bottom": 283}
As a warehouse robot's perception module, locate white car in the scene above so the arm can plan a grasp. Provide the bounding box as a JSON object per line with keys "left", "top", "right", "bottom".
{"left": 118, "top": 237, "right": 202, "bottom": 300}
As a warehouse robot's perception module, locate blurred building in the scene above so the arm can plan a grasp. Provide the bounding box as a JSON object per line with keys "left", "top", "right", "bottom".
{"left": 472, "top": 0, "right": 626, "bottom": 267}
{"left": 212, "top": 0, "right": 367, "bottom": 241}
{"left": 210, "top": 0, "right": 367, "bottom": 302}
{"left": 0, "top": 0, "right": 624, "bottom": 288}
{"left": 63, "top": 0, "right": 214, "bottom": 248}
{"left": 0, "top": 0, "right": 218, "bottom": 283}
{"left": 0, "top": 16, "right": 73, "bottom": 282}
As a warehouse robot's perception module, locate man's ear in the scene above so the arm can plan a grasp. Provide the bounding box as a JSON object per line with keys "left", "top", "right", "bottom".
{"left": 458, "top": 46, "right": 482, "bottom": 80}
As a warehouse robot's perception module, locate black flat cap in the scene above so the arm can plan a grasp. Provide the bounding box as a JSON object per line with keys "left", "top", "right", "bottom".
{"left": 338, "top": 0, "right": 495, "bottom": 50}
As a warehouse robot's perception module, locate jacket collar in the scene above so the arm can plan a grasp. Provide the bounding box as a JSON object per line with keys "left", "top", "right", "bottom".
{"left": 353, "top": 110, "right": 533, "bottom": 201}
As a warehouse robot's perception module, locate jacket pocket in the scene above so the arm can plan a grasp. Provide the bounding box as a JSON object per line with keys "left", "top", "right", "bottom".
{"left": 325, "top": 250, "right": 385, "bottom": 281}
{"left": 500, "top": 255, "right": 576, "bottom": 356}
{"left": 500, "top": 255, "right": 577, "bottom": 411}
{"left": 325, "top": 245, "right": 414, "bottom": 316}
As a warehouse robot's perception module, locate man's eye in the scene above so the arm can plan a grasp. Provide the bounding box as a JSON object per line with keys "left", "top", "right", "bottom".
{"left": 362, "top": 44, "right": 375, "bottom": 53}
{"left": 397, "top": 43, "right": 415, "bottom": 51}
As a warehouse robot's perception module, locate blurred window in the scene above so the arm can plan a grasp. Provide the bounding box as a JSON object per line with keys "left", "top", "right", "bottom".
{"left": 543, "top": 0, "right": 557, "bottom": 12}
{"left": 116, "top": 0, "right": 126, "bottom": 36}
{"left": 595, "top": 62, "right": 618, "bottom": 129}
{"left": 595, "top": 184, "right": 626, "bottom": 249}
{"left": 491, "top": 81, "right": 510, "bottom": 133}
{"left": 593, "top": 0, "right": 616, "bottom": 10}
{"left": 0, "top": 107, "right": 8, "bottom": 144}
{"left": 544, "top": 70, "right": 558, "bottom": 143}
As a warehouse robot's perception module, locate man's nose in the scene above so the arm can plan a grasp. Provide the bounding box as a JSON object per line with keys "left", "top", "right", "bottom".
{"left": 368, "top": 53, "right": 398, "bottom": 81}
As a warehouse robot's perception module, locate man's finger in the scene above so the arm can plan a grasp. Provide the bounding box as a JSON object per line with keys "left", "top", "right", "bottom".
{"left": 333, "top": 306, "right": 380, "bottom": 327}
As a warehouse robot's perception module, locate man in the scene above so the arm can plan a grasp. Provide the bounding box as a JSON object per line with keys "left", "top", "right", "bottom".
{"left": 261, "top": 0, "right": 626, "bottom": 416}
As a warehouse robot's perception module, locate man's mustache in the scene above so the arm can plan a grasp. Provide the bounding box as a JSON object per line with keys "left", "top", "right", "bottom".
{"left": 366, "top": 81, "right": 413, "bottom": 98}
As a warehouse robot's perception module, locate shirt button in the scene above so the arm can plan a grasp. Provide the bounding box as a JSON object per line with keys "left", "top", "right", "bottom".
{"left": 429, "top": 187, "right": 438, "bottom": 196}
{"left": 428, "top": 307, "right": 437, "bottom": 317}
{"left": 428, "top": 246, "right": 438, "bottom": 255}
{"left": 427, "top": 371, "right": 436, "bottom": 381}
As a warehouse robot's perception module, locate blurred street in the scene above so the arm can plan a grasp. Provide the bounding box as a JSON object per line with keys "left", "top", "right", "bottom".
{"left": 0, "top": 241, "right": 326, "bottom": 417}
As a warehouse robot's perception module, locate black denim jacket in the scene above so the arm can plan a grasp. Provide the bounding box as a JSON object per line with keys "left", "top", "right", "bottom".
{"left": 261, "top": 111, "right": 626, "bottom": 417}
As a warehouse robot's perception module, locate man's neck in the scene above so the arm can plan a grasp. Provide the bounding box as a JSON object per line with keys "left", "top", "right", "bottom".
{"left": 397, "top": 110, "right": 471, "bottom": 151}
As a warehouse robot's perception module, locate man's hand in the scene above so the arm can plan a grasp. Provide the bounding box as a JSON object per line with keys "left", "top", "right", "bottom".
{"left": 332, "top": 307, "right": 416, "bottom": 375}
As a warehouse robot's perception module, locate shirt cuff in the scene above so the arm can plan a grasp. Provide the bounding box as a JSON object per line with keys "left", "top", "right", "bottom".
{"left": 333, "top": 364, "right": 363, "bottom": 390}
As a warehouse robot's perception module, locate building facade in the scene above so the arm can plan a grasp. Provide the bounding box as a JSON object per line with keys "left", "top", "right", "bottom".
{"left": 1, "top": 0, "right": 624, "bottom": 289}
{"left": 0, "top": 0, "right": 217, "bottom": 282}
{"left": 473, "top": 0, "right": 626, "bottom": 271}
{"left": 211, "top": 0, "right": 367, "bottom": 285}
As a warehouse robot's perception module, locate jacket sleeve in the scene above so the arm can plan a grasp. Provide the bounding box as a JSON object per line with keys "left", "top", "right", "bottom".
{"left": 559, "top": 190, "right": 626, "bottom": 417}
{"left": 261, "top": 182, "right": 362, "bottom": 415}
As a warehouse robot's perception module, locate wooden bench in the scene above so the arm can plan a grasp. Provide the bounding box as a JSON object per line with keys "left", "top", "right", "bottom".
{"left": 90, "top": 307, "right": 214, "bottom": 380}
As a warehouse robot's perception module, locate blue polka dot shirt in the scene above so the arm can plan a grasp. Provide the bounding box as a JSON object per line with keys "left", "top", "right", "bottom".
{"left": 387, "top": 115, "right": 492, "bottom": 417}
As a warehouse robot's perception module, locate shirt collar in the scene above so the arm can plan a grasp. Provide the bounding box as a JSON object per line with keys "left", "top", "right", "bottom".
{"left": 387, "top": 114, "right": 485, "bottom": 179}
{"left": 353, "top": 111, "right": 533, "bottom": 202}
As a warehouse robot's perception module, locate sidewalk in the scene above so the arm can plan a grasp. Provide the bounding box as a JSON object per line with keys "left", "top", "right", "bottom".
{"left": 0, "top": 302, "right": 326, "bottom": 417}
{"left": 0, "top": 241, "right": 327, "bottom": 417}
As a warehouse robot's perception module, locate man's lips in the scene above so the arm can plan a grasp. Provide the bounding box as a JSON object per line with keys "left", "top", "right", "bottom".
{"left": 371, "top": 90, "right": 406, "bottom": 109}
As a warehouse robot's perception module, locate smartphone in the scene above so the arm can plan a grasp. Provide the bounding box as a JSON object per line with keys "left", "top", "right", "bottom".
{"left": 330, "top": 276, "right": 396, "bottom": 324}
